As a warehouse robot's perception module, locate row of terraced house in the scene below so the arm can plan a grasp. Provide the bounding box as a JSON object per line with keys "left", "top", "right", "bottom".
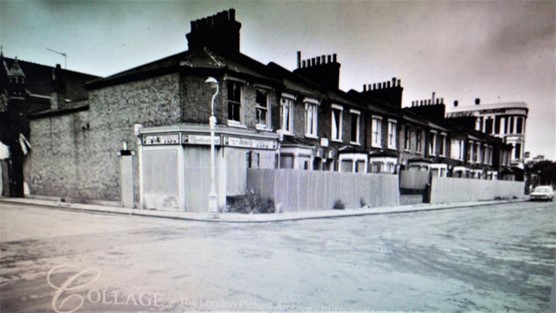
{"left": 0, "top": 9, "right": 526, "bottom": 211}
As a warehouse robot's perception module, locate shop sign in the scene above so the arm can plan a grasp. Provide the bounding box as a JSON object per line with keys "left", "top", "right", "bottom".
{"left": 182, "top": 134, "right": 221, "bottom": 145}
{"left": 143, "top": 134, "right": 180, "bottom": 145}
{"left": 223, "top": 136, "right": 277, "bottom": 150}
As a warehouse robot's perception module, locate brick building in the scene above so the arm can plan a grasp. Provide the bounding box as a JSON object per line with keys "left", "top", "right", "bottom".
{"left": 0, "top": 52, "right": 98, "bottom": 197}
{"left": 17, "top": 9, "right": 519, "bottom": 211}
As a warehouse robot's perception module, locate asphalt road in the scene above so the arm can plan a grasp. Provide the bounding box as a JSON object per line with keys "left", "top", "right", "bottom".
{"left": 0, "top": 200, "right": 554, "bottom": 312}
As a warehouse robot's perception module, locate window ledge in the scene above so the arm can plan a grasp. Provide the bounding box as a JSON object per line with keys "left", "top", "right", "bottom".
{"left": 305, "top": 134, "right": 319, "bottom": 140}
{"left": 255, "top": 124, "right": 272, "bottom": 131}
{"left": 371, "top": 144, "right": 383, "bottom": 149}
{"left": 331, "top": 139, "right": 343, "bottom": 143}
{"left": 350, "top": 141, "right": 361, "bottom": 146}
{"left": 388, "top": 145, "right": 397, "bottom": 150}
{"left": 227, "top": 120, "right": 247, "bottom": 128}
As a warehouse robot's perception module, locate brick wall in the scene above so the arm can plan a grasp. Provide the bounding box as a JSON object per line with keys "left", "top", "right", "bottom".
{"left": 26, "top": 73, "right": 182, "bottom": 203}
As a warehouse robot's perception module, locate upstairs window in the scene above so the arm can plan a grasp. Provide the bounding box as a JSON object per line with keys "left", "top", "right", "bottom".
{"left": 371, "top": 116, "right": 382, "bottom": 148}
{"left": 404, "top": 126, "right": 411, "bottom": 150}
{"left": 305, "top": 99, "right": 319, "bottom": 138}
{"left": 280, "top": 95, "right": 294, "bottom": 135}
{"left": 255, "top": 89, "right": 269, "bottom": 127}
{"left": 485, "top": 118, "right": 493, "bottom": 134}
{"left": 429, "top": 131, "right": 437, "bottom": 156}
{"left": 439, "top": 133, "right": 447, "bottom": 156}
{"left": 227, "top": 81, "right": 242, "bottom": 123}
{"left": 416, "top": 129, "right": 422, "bottom": 153}
{"left": 516, "top": 117, "right": 523, "bottom": 134}
{"left": 350, "top": 109, "right": 361, "bottom": 144}
{"left": 331, "top": 105, "right": 343, "bottom": 142}
{"left": 387, "top": 120, "right": 397, "bottom": 149}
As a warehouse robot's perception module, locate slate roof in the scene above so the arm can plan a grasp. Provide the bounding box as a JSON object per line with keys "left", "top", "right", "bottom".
{"left": 3, "top": 57, "right": 99, "bottom": 101}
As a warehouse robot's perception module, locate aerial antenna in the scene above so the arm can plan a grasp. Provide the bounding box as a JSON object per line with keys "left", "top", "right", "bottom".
{"left": 46, "top": 48, "right": 67, "bottom": 68}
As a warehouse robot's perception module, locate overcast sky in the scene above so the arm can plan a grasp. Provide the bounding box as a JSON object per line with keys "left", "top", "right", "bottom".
{"left": 1, "top": 0, "right": 554, "bottom": 160}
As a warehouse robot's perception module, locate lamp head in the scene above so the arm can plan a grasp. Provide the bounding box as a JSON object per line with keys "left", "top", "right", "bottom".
{"left": 205, "top": 77, "right": 218, "bottom": 88}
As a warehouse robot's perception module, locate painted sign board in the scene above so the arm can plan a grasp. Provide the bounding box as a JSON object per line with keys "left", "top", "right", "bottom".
{"left": 143, "top": 134, "right": 180, "bottom": 145}
{"left": 223, "top": 136, "right": 277, "bottom": 150}
{"left": 182, "top": 134, "right": 221, "bottom": 145}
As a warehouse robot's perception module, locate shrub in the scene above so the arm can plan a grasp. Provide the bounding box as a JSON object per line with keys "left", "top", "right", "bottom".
{"left": 333, "top": 199, "right": 346, "bottom": 210}
{"left": 227, "top": 189, "right": 275, "bottom": 214}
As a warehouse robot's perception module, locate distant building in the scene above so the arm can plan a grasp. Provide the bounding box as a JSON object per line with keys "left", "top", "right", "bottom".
{"left": 445, "top": 98, "right": 528, "bottom": 168}
{"left": 0, "top": 53, "right": 98, "bottom": 196}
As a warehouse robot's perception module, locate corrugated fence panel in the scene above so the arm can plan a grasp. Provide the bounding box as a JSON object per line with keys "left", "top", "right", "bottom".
{"left": 400, "top": 170, "right": 430, "bottom": 190}
{"left": 247, "top": 169, "right": 400, "bottom": 212}
{"left": 430, "top": 177, "right": 525, "bottom": 204}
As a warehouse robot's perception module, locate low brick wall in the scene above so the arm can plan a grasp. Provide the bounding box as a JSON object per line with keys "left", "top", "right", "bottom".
{"left": 247, "top": 169, "right": 400, "bottom": 212}
{"left": 430, "top": 176, "right": 524, "bottom": 203}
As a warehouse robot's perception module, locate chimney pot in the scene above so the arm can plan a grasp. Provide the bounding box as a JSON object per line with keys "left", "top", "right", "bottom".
{"left": 475, "top": 98, "right": 480, "bottom": 105}
{"left": 297, "top": 51, "right": 301, "bottom": 68}
{"left": 397, "top": 79, "right": 401, "bottom": 87}
{"left": 328, "top": 55, "right": 332, "bottom": 63}
{"left": 333, "top": 54, "right": 337, "bottom": 62}
{"left": 321, "top": 55, "right": 325, "bottom": 64}
{"left": 392, "top": 77, "right": 396, "bottom": 85}
{"left": 454, "top": 100, "right": 459, "bottom": 107}
{"left": 373, "top": 83, "right": 376, "bottom": 90}
{"left": 363, "top": 85, "right": 367, "bottom": 92}
{"left": 229, "top": 8, "right": 236, "bottom": 20}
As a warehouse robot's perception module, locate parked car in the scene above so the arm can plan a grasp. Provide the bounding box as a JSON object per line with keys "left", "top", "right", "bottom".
{"left": 529, "top": 185, "right": 554, "bottom": 201}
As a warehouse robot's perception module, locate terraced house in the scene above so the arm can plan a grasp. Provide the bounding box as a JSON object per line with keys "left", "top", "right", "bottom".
{"left": 4, "top": 9, "right": 520, "bottom": 211}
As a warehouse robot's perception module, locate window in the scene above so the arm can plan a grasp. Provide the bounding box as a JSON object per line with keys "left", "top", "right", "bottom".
{"left": 305, "top": 99, "right": 318, "bottom": 138}
{"left": 509, "top": 117, "right": 515, "bottom": 134}
{"left": 255, "top": 90, "right": 269, "bottom": 127}
{"left": 514, "top": 143, "right": 522, "bottom": 159}
{"left": 429, "top": 131, "right": 437, "bottom": 156}
{"left": 350, "top": 109, "right": 360, "bottom": 144}
{"left": 280, "top": 95, "right": 294, "bottom": 135}
{"left": 494, "top": 116, "right": 501, "bottom": 134}
{"left": 404, "top": 126, "right": 411, "bottom": 150}
{"left": 371, "top": 116, "right": 382, "bottom": 148}
{"left": 439, "top": 133, "right": 447, "bottom": 156}
{"left": 485, "top": 118, "right": 493, "bottom": 134}
{"left": 468, "top": 141, "right": 474, "bottom": 163}
{"left": 416, "top": 129, "right": 422, "bottom": 153}
{"left": 388, "top": 120, "right": 397, "bottom": 149}
{"left": 331, "top": 105, "right": 343, "bottom": 142}
{"left": 227, "top": 81, "right": 242, "bottom": 123}
{"left": 516, "top": 117, "right": 523, "bottom": 134}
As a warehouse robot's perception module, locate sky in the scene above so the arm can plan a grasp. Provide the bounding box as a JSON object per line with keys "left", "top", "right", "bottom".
{"left": 1, "top": 0, "right": 555, "bottom": 160}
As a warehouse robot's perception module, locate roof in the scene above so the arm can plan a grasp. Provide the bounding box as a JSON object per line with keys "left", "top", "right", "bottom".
{"left": 3, "top": 57, "right": 99, "bottom": 100}
{"left": 87, "top": 48, "right": 280, "bottom": 89}
{"left": 446, "top": 102, "right": 528, "bottom": 114}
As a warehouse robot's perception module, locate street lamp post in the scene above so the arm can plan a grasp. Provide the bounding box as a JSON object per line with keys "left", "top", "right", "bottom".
{"left": 205, "top": 77, "right": 219, "bottom": 218}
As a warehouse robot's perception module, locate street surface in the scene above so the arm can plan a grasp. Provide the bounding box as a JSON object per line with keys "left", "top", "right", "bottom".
{"left": 0, "top": 201, "right": 554, "bottom": 312}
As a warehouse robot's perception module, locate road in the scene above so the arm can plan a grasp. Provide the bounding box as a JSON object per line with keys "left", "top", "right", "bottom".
{"left": 0, "top": 201, "right": 554, "bottom": 312}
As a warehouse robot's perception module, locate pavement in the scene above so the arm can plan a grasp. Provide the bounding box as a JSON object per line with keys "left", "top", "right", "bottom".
{"left": 0, "top": 196, "right": 530, "bottom": 223}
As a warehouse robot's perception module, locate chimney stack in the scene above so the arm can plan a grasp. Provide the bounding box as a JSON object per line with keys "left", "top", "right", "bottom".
{"left": 297, "top": 51, "right": 301, "bottom": 68}
{"left": 50, "top": 64, "right": 66, "bottom": 110}
{"left": 186, "top": 9, "right": 242, "bottom": 55}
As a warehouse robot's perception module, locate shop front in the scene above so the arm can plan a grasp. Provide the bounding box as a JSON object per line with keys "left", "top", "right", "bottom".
{"left": 138, "top": 125, "right": 278, "bottom": 212}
